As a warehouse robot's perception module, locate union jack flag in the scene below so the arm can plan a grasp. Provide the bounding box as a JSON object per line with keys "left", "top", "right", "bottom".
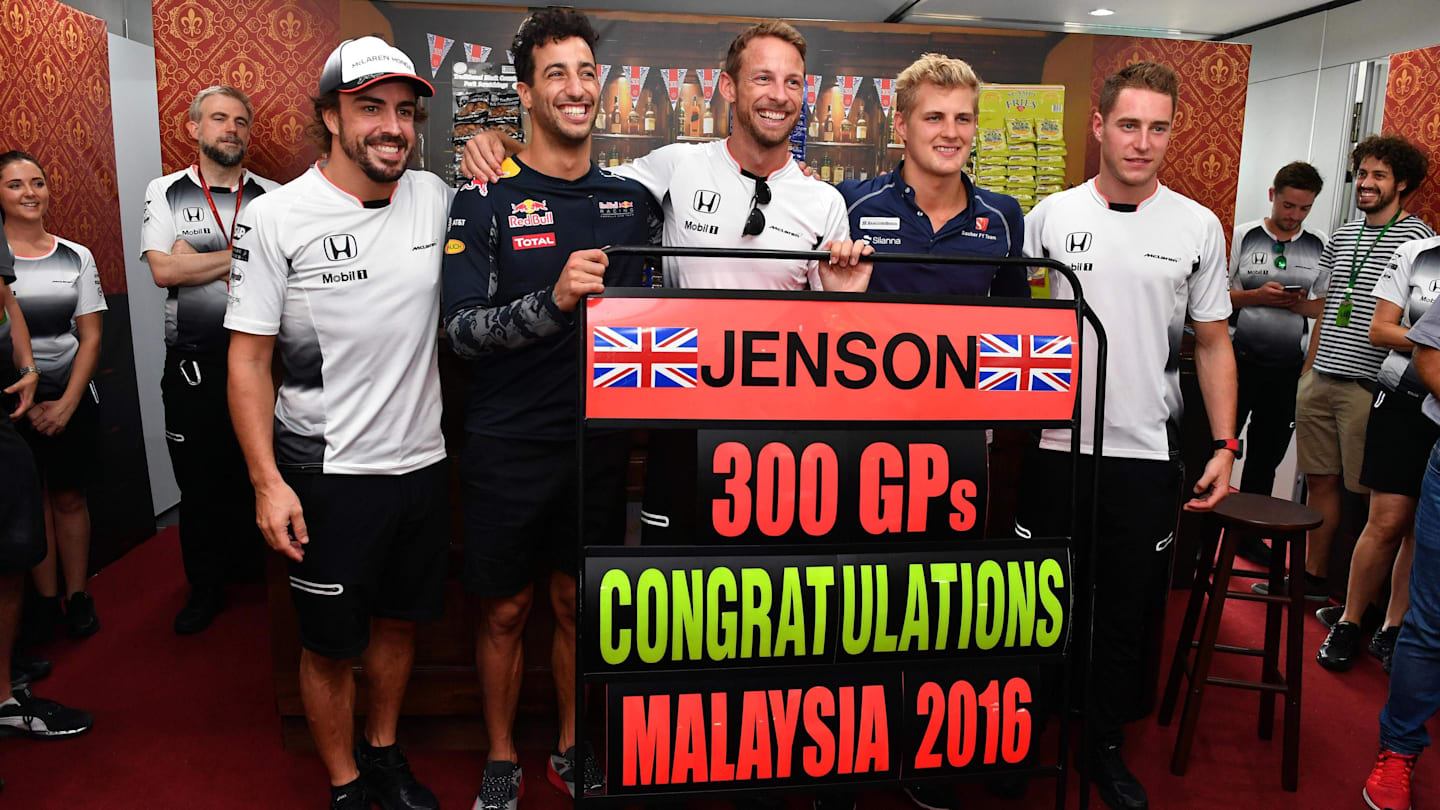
{"left": 592, "top": 326, "right": 699, "bottom": 388}
{"left": 977, "top": 333, "right": 1073, "bottom": 392}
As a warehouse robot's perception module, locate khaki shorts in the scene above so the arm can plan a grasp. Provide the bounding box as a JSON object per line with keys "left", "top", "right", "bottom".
{"left": 1295, "top": 369, "right": 1374, "bottom": 494}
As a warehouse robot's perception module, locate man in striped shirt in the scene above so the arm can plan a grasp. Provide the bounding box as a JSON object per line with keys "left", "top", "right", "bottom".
{"left": 1271, "top": 135, "right": 1434, "bottom": 600}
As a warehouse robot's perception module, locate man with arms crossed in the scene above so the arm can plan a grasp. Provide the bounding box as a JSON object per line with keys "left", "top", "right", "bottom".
{"left": 1256, "top": 135, "right": 1435, "bottom": 602}
{"left": 1228, "top": 161, "right": 1326, "bottom": 564}
{"left": 226, "top": 39, "right": 448, "bottom": 810}
{"left": 840, "top": 53, "right": 1028, "bottom": 299}
{"left": 141, "top": 86, "right": 278, "bottom": 634}
{"left": 442, "top": 9, "right": 658, "bottom": 810}
{"left": 1017, "top": 62, "right": 1237, "bottom": 810}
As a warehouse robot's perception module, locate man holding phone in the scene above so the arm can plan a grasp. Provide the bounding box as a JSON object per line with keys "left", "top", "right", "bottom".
{"left": 1228, "top": 161, "right": 1326, "bottom": 563}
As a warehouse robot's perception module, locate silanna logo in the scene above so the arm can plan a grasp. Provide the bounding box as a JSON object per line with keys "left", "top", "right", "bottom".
{"left": 323, "top": 234, "right": 357, "bottom": 262}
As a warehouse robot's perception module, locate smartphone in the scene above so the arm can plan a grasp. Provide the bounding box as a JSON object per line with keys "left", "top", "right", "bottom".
{"left": 1282, "top": 285, "right": 1303, "bottom": 292}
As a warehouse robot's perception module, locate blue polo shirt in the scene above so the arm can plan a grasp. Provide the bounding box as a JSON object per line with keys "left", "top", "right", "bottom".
{"left": 839, "top": 162, "right": 1029, "bottom": 298}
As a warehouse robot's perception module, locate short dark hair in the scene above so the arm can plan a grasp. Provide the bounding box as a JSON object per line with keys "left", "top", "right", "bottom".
{"left": 512, "top": 7, "right": 599, "bottom": 87}
{"left": 1352, "top": 134, "right": 1429, "bottom": 197}
{"left": 724, "top": 21, "right": 806, "bottom": 80}
{"left": 306, "top": 86, "right": 429, "bottom": 155}
{"left": 1272, "top": 161, "right": 1323, "bottom": 195}
{"left": 1098, "top": 61, "right": 1178, "bottom": 119}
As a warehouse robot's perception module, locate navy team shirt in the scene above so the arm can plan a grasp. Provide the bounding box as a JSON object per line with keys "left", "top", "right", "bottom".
{"left": 442, "top": 157, "right": 659, "bottom": 440}
{"left": 840, "top": 162, "right": 1029, "bottom": 298}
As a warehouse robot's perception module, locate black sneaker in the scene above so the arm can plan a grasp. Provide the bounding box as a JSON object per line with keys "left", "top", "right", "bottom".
{"left": 904, "top": 784, "right": 954, "bottom": 810}
{"left": 65, "top": 592, "right": 99, "bottom": 639}
{"left": 1316, "top": 604, "right": 1345, "bottom": 628}
{"left": 1251, "top": 575, "right": 1329, "bottom": 602}
{"left": 1370, "top": 625, "right": 1400, "bottom": 662}
{"left": 173, "top": 586, "right": 226, "bottom": 635}
{"left": 9, "top": 654, "right": 51, "bottom": 689}
{"left": 356, "top": 741, "right": 437, "bottom": 810}
{"left": 1317, "top": 621, "right": 1362, "bottom": 671}
{"left": 548, "top": 743, "right": 603, "bottom": 797}
{"left": 331, "top": 778, "right": 372, "bottom": 810}
{"left": 1087, "top": 744, "right": 1148, "bottom": 810}
{"left": 473, "top": 760, "right": 521, "bottom": 810}
{"left": 1234, "top": 536, "right": 1273, "bottom": 566}
{"left": 0, "top": 686, "right": 93, "bottom": 738}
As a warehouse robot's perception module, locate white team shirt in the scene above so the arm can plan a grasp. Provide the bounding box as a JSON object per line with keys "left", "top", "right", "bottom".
{"left": 1373, "top": 234, "right": 1440, "bottom": 393}
{"left": 140, "top": 166, "right": 280, "bottom": 352}
{"left": 10, "top": 236, "right": 107, "bottom": 400}
{"left": 611, "top": 140, "right": 850, "bottom": 290}
{"left": 1025, "top": 180, "right": 1232, "bottom": 461}
{"left": 224, "top": 165, "right": 454, "bottom": 475}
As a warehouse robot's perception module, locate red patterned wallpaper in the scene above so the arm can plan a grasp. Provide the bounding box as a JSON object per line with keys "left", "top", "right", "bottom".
{"left": 1384, "top": 46, "right": 1440, "bottom": 230}
{"left": 152, "top": 0, "right": 340, "bottom": 183}
{"left": 1087, "top": 37, "right": 1251, "bottom": 246}
{"left": 1, "top": 0, "right": 125, "bottom": 293}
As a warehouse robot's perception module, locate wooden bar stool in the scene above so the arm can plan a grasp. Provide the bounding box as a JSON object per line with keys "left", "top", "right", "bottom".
{"left": 1157, "top": 492, "right": 1323, "bottom": 791}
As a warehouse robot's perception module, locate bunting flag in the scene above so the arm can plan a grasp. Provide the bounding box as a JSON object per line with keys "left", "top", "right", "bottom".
{"left": 835, "top": 75, "right": 863, "bottom": 117}
{"left": 505, "top": 50, "right": 514, "bottom": 64}
{"left": 599, "top": 64, "right": 613, "bottom": 90}
{"left": 659, "top": 69, "right": 687, "bottom": 109}
{"left": 623, "top": 66, "right": 651, "bottom": 105}
{"left": 873, "top": 77, "right": 895, "bottom": 116}
{"left": 694, "top": 69, "right": 722, "bottom": 102}
{"left": 805, "top": 74, "right": 823, "bottom": 113}
{"left": 426, "top": 34, "right": 455, "bottom": 77}
{"left": 463, "top": 43, "right": 491, "bottom": 63}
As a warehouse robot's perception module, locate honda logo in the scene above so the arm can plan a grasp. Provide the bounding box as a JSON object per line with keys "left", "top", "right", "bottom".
{"left": 693, "top": 189, "right": 721, "bottom": 214}
{"left": 1066, "top": 231, "right": 1093, "bottom": 253}
{"left": 182, "top": 207, "right": 205, "bottom": 223}
{"left": 323, "top": 234, "right": 358, "bottom": 262}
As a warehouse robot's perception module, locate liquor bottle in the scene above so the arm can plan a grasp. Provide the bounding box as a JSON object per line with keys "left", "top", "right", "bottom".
{"left": 643, "top": 92, "right": 657, "bottom": 133}
{"left": 840, "top": 114, "right": 852, "bottom": 143}
{"left": 702, "top": 103, "right": 714, "bottom": 136}
{"left": 846, "top": 165, "right": 856, "bottom": 181}
{"left": 807, "top": 107, "right": 818, "bottom": 139}
{"left": 675, "top": 95, "right": 686, "bottom": 138}
{"left": 856, "top": 109, "right": 868, "bottom": 141}
{"left": 821, "top": 105, "right": 834, "bottom": 141}
{"left": 610, "top": 95, "right": 622, "bottom": 134}
{"left": 859, "top": 166, "right": 868, "bottom": 181}
{"left": 819, "top": 155, "right": 832, "bottom": 182}
{"left": 689, "top": 99, "right": 701, "bottom": 137}
{"left": 594, "top": 97, "right": 605, "bottom": 130}
{"left": 627, "top": 100, "right": 640, "bottom": 135}
{"left": 608, "top": 147, "right": 620, "bottom": 167}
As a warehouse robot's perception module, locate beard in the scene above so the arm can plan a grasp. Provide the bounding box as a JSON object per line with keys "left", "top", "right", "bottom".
{"left": 200, "top": 137, "right": 245, "bottom": 168}
{"left": 1356, "top": 185, "right": 1397, "bottom": 213}
{"left": 338, "top": 122, "right": 411, "bottom": 184}
{"left": 734, "top": 103, "right": 794, "bottom": 149}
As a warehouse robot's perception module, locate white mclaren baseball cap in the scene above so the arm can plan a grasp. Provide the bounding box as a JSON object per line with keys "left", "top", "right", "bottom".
{"left": 318, "top": 36, "right": 435, "bottom": 97}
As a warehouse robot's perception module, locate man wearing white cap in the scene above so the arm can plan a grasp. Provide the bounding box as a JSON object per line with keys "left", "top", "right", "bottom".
{"left": 225, "top": 37, "right": 451, "bottom": 810}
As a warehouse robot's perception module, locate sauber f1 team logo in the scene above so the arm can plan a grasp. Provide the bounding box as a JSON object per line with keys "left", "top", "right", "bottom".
{"left": 584, "top": 297, "right": 1080, "bottom": 423}
{"left": 509, "top": 199, "right": 553, "bottom": 228}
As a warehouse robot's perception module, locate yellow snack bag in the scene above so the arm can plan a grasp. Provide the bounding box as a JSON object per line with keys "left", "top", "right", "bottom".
{"left": 1006, "top": 141, "right": 1037, "bottom": 156}
{"left": 1035, "top": 155, "right": 1066, "bottom": 167}
{"left": 1036, "top": 118, "right": 1063, "bottom": 141}
{"left": 978, "top": 128, "right": 1007, "bottom": 150}
{"left": 1036, "top": 143, "right": 1068, "bottom": 156}
{"left": 1006, "top": 175, "right": 1037, "bottom": 187}
{"left": 1036, "top": 183, "right": 1064, "bottom": 194}
{"left": 976, "top": 164, "right": 1008, "bottom": 177}
{"left": 1007, "top": 118, "right": 1037, "bottom": 143}
{"left": 1007, "top": 156, "right": 1039, "bottom": 167}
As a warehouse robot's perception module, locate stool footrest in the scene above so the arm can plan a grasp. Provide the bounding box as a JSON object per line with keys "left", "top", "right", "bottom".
{"left": 1223, "top": 590, "right": 1292, "bottom": 605}
{"left": 1204, "top": 675, "right": 1289, "bottom": 694}
{"left": 1188, "top": 641, "right": 1266, "bottom": 657}
{"left": 1225, "top": 567, "right": 1275, "bottom": 580}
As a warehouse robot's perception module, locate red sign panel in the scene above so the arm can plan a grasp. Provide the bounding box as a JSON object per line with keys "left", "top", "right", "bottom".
{"left": 584, "top": 296, "right": 1079, "bottom": 423}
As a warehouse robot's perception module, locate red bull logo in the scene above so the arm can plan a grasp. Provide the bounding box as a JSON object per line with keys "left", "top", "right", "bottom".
{"left": 508, "top": 198, "right": 554, "bottom": 228}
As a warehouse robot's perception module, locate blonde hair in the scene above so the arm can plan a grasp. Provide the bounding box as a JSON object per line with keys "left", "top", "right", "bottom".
{"left": 723, "top": 21, "right": 806, "bottom": 79}
{"left": 895, "top": 53, "right": 981, "bottom": 115}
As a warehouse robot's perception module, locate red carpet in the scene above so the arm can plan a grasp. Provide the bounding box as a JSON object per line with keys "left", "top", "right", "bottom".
{"left": 4, "top": 529, "right": 1437, "bottom": 808}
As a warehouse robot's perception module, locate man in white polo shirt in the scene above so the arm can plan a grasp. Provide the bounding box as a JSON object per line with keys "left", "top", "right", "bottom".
{"left": 1017, "top": 62, "right": 1237, "bottom": 810}
{"left": 225, "top": 38, "right": 450, "bottom": 810}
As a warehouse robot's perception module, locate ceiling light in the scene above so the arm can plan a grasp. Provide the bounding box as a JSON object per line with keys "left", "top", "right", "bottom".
{"left": 1089, "top": 7, "right": 1116, "bottom": 15}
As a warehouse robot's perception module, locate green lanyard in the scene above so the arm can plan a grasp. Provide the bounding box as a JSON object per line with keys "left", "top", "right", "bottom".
{"left": 1335, "top": 211, "right": 1400, "bottom": 327}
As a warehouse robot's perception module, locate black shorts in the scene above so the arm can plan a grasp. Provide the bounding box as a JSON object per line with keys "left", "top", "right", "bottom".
{"left": 461, "top": 431, "right": 630, "bottom": 597}
{"left": 639, "top": 429, "right": 697, "bottom": 543}
{"left": 1360, "top": 386, "right": 1439, "bottom": 498}
{"left": 0, "top": 420, "right": 45, "bottom": 573}
{"left": 283, "top": 460, "right": 451, "bottom": 659}
{"left": 17, "top": 386, "right": 99, "bottom": 490}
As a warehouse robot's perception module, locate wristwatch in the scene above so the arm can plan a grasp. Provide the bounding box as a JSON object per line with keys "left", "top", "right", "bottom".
{"left": 16, "top": 366, "right": 38, "bottom": 378}
{"left": 1212, "top": 438, "right": 1243, "bottom": 459}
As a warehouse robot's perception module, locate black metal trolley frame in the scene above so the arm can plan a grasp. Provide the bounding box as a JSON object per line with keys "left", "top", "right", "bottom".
{"left": 572, "top": 248, "right": 1109, "bottom": 809}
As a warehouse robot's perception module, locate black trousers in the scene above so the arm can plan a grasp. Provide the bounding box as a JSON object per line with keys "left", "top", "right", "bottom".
{"left": 1235, "top": 356, "right": 1301, "bottom": 497}
{"left": 1014, "top": 444, "right": 1182, "bottom": 746}
{"left": 162, "top": 349, "right": 264, "bottom": 590}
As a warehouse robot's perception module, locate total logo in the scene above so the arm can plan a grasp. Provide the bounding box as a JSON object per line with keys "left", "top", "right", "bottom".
{"left": 509, "top": 199, "right": 553, "bottom": 228}
{"left": 512, "top": 232, "right": 556, "bottom": 251}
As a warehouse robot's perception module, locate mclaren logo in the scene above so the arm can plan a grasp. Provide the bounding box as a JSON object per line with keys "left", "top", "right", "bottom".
{"left": 693, "top": 189, "right": 721, "bottom": 214}
{"left": 323, "top": 234, "right": 357, "bottom": 262}
{"left": 1066, "top": 232, "right": 1092, "bottom": 253}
